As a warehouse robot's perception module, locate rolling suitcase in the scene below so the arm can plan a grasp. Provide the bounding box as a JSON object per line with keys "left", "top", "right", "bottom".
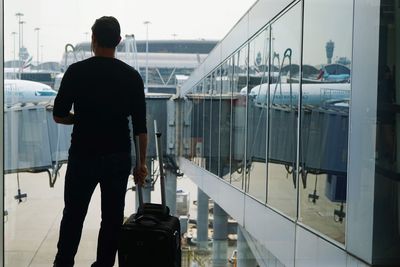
{"left": 118, "top": 126, "right": 181, "bottom": 267}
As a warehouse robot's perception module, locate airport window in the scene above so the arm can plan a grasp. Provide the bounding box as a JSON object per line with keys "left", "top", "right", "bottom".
{"left": 204, "top": 74, "right": 212, "bottom": 171}
{"left": 191, "top": 83, "right": 205, "bottom": 167}
{"left": 246, "top": 28, "right": 270, "bottom": 203}
{"left": 220, "top": 58, "right": 233, "bottom": 182}
{"left": 298, "top": 0, "right": 353, "bottom": 244}
{"left": 210, "top": 69, "right": 221, "bottom": 176}
{"left": 182, "top": 0, "right": 357, "bottom": 247}
{"left": 132, "top": 40, "right": 217, "bottom": 54}
{"left": 183, "top": 99, "right": 193, "bottom": 159}
{"left": 266, "top": 4, "right": 301, "bottom": 219}
{"left": 230, "top": 46, "right": 248, "bottom": 190}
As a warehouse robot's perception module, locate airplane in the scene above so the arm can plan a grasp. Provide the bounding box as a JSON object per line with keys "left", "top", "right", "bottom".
{"left": 4, "top": 79, "right": 57, "bottom": 107}
{"left": 241, "top": 82, "right": 350, "bottom": 108}
{"left": 316, "top": 68, "right": 350, "bottom": 83}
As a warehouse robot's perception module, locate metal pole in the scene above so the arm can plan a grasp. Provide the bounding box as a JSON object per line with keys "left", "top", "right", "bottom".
{"left": 15, "top": 13, "right": 24, "bottom": 80}
{"left": 19, "top": 21, "right": 26, "bottom": 78}
{"left": 144, "top": 21, "right": 151, "bottom": 93}
{"left": 154, "top": 120, "right": 167, "bottom": 208}
{"left": 15, "top": 13, "right": 23, "bottom": 61}
{"left": 20, "top": 21, "right": 25, "bottom": 50}
{"left": 11, "top": 32, "right": 17, "bottom": 64}
{"left": 34, "top": 28, "right": 40, "bottom": 68}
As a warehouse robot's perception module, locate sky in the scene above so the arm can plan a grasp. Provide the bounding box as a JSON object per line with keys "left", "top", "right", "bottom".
{"left": 4, "top": 0, "right": 256, "bottom": 62}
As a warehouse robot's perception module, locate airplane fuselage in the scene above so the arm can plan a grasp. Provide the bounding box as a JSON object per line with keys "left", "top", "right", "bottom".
{"left": 245, "top": 82, "right": 350, "bottom": 107}
{"left": 4, "top": 79, "right": 57, "bottom": 106}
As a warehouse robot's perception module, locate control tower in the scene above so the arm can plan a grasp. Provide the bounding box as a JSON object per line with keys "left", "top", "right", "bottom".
{"left": 325, "top": 40, "right": 334, "bottom": 64}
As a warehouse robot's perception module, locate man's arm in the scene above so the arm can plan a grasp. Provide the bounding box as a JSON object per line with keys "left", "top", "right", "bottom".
{"left": 132, "top": 71, "right": 148, "bottom": 185}
{"left": 53, "top": 65, "right": 75, "bottom": 124}
{"left": 137, "top": 133, "right": 147, "bottom": 165}
{"left": 134, "top": 133, "right": 148, "bottom": 185}
{"left": 53, "top": 112, "right": 74, "bottom": 125}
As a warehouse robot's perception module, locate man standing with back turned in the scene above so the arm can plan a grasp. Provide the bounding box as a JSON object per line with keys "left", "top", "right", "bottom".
{"left": 52, "top": 16, "right": 148, "bottom": 267}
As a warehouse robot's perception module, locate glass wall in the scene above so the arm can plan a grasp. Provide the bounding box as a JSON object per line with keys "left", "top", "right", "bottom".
{"left": 231, "top": 46, "right": 248, "bottom": 190}
{"left": 220, "top": 58, "right": 233, "bottom": 181}
{"left": 182, "top": 99, "right": 193, "bottom": 159}
{"left": 191, "top": 83, "right": 205, "bottom": 167}
{"left": 183, "top": 0, "right": 354, "bottom": 245}
{"left": 246, "top": 28, "right": 270, "bottom": 202}
{"left": 204, "top": 75, "right": 212, "bottom": 171}
{"left": 267, "top": 4, "right": 301, "bottom": 218}
{"left": 298, "top": 0, "right": 352, "bottom": 244}
{"left": 210, "top": 69, "right": 221, "bottom": 176}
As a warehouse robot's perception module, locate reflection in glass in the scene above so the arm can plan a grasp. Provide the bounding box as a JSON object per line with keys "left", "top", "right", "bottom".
{"left": 190, "top": 83, "right": 205, "bottom": 167}
{"left": 299, "top": 0, "right": 353, "bottom": 243}
{"left": 183, "top": 99, "right": 193, "bottom": 159}
{"left": 267, "top": 4, "right": 301, "bottom": 218}
{"left": 231, "top": 46, "right": 248, "bottom": 189}
{"left": 210, "top": 69, "right": 221, "bottom": 176}
{"left": 374, "top": 1, "right": 400, "bottom": 258}
{"left": 204, "top": 75, "right": 212, "bottom": 171}
{"left": 220, "top": 59, "right": 233, "bottom": 181}
{"left": 246, "top": 28, "right": 270, "bottom": 203}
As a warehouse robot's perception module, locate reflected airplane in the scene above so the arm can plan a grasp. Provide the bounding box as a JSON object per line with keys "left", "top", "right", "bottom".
{"left": 316, "top": 69, "right": 350, "bottom": 83}
{"left": 4, "top": 79, "right": 57, "bottom": 106}
{"left": 241, "top": 82, "right": 350, "bottom": 107}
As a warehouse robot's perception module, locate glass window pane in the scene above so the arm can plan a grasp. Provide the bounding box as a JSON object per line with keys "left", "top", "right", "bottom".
{"left": 231, "top": 46, "right": 248, "bottom": 189}
{"left": 267, "top": 4, "right": 301, "bottom": 218}
{"left": 204, "top": 75, "right": 212, "bottom": 171}
{"left": 210, "top": 69, "right": 221, "bottom": 176}
{"left": 220, "top": 58, "right": 233, "bottom": 181}
{"left": 183, "top": 98, "right": 193, "bottom": 159}
{"left": 299, "top": 0, "right": 353, "bottom": 244}
{"left": 191, "top": 83, "right": 205, "bottom": 167}
{"left": 246, "top": 28, "right": 270, "bottom": 203}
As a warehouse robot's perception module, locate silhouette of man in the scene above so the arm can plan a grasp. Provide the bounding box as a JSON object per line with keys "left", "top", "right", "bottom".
{"left": 53, "top": 16, "right": 148, "bottom": 267}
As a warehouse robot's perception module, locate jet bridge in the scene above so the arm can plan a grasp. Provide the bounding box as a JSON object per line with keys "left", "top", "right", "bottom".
{"left": 4, "top": 94, "right": 173, "bottom": 188}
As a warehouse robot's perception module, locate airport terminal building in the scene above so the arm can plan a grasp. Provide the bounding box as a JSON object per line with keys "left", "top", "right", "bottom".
{"left": 61, "top": 39, "right": 217, "bottom": 94}
{"left": 1, "top": 0, "right": 400, "bottom": 266}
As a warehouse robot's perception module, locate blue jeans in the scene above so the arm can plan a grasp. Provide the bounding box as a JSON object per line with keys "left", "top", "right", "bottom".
{"left": 54, "top": 152, "right": 131, "bottom": 267}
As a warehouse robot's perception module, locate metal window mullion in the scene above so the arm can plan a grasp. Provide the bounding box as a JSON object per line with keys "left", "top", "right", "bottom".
{"left": 243, "top": 44, "right": 250, "bottom": 192}
{"left": 229, "top": 57, "right": 234, "bottom": 184}
{"left": 209, "top": 77, "right": 213, "bottom": 172}
{"left": 202, "top": 80, "right": 206, "bottom": 166}
{"left": 296, "top": 0, "right": 305, "bottom": 223}
{"left": 265, "top": 26, "right": 272, "bottom": 204}
{"left": 218, "top": 67, "right": 222, "bottom": 178}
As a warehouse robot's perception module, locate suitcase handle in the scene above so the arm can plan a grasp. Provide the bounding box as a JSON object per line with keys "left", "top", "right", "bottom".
{"left": 135, "top": 121, "right": 167, "bottom": 211}
{"left": 154, "top": 120, "right": 167, "bottom": 209}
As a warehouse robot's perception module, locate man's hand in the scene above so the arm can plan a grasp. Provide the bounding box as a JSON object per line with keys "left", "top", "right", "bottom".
{"left": 133, "top": 163, "right": 148, "bottom": 186}
{"left": 53, "top": 112, "right": 75, "bottom": 125}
